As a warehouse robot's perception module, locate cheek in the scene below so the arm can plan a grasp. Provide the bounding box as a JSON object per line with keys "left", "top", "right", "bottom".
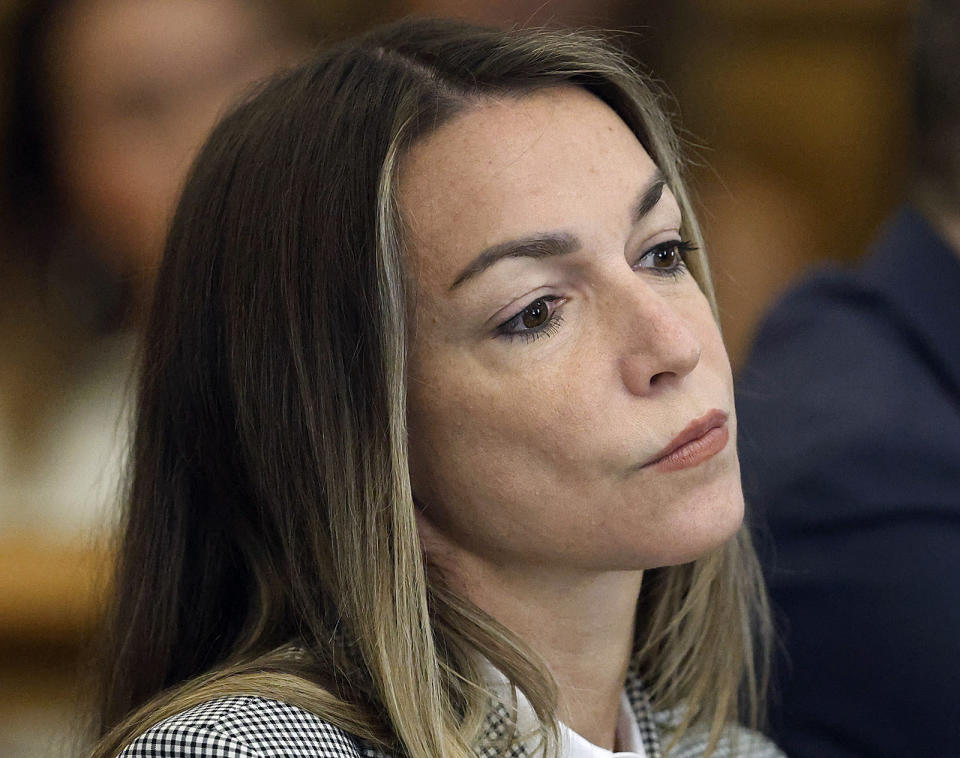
{"left": 700, "top": 315, "right": 737, "bottom": 415}
{"left": 676, "top": 289, "right": 734, "bottom": 397}
{"left": 407, "top": 319, "right": 622, "bottom": 462}
{"left": 406, "top": 347, "right": 594, "bottom": 540}
{"left": 702, "top": 312, "right": 733, "bottom": 375}
{"left": 408, "top": 361, "right": 558, "bottom": 491}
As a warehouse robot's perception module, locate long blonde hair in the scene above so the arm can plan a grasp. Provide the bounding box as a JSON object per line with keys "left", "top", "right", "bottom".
{"left": 89, "top": 18, "right": 770, "bottom": 758}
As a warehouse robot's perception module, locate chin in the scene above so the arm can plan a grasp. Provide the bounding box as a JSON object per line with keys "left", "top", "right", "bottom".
{"left": 644, "top": 464, "right": 746, "bottom": 569}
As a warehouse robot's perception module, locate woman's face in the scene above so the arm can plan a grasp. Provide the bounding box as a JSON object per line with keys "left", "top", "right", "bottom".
{"left": 401, "top": 87, "right": 743, "bottom": 576}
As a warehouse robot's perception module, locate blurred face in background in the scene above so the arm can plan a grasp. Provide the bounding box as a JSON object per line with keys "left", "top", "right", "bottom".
{"left": 44, "top": 0, "right": 307, "bottom": 298}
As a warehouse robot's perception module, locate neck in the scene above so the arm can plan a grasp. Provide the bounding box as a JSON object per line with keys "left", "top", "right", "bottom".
{"left": 452, "top": 556, "right": 643, "bottom": 750}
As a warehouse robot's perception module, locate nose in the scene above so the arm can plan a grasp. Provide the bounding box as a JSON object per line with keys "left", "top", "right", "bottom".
{"left": 614, "top": 282, "right": 703, "bottom": 397}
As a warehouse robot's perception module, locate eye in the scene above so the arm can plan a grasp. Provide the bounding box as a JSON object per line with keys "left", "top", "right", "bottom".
{"left": 520, "top": 298, "right": 550, "bottom": 328}
{"left": 634, "top": 239, "right": 697, "bottom": 276}
{"left": 496, "top": 295, "right": 565, "bottom": 342}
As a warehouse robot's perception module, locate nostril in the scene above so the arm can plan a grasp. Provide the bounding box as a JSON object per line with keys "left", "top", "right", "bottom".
{"left": 650, "top": 370, "right": 676, "bottom": 388}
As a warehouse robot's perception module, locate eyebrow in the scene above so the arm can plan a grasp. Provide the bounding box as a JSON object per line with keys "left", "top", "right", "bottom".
{"left": 449, "top": 169, "right": 668, "bottom": 290}
{"left": 632, "top": 169, "right": 667, "bottom": 222}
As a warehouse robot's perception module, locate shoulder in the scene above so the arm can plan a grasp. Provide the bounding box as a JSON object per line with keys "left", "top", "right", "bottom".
{"left": 626, "top": 676, "right": 785, "bottom": 758}
{"left": 117, "top": 696, "right": 384, "bottom": 758}
{"left": 741, "top": 222, "right": 958, "bottom": 406}
{"left": 742, "top": 265, "right": 909, "bottom": 391}
{"left": 661, "top": 716, "right": 786, "bottom": 758}
{"left": 737, "top": 262, "right": 960, "bottom": 521}
{"left": 738, "top": 264, "right": 922, "bottom": 457}
{"left": 640, "top": 693, "right": 785, "bottom": 758}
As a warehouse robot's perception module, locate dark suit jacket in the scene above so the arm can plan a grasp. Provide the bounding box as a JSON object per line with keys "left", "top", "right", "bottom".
{"left": 737, "top": 208, "right": 960, "bottom": 757}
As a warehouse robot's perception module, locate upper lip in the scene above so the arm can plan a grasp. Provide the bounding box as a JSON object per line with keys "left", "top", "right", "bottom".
{"left": 642, "top": 409, "right": 729, "bottom": 467}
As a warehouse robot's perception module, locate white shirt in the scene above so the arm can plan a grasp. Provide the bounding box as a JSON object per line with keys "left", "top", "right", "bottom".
{"left": 483, "top": 663, "right": 648, "bottom": 758}
{"left": 563, "top": 691, "right": 648, "bottom": 758}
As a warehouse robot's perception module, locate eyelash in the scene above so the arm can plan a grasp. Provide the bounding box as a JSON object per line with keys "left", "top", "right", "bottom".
{"left": 496, "top": 296, "right": 565, "bottom": 343}
{"left": 495, "top": 238, "right": 697, "bottom": 343}
{"left": 633, "top": 239, "right": 697, "bottom": 279}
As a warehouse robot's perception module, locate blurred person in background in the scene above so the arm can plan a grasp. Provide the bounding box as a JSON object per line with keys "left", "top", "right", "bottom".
{"left": 0, "top": 3, "right": 362, "bottom": 753}
{"left": 736, "top": 1, "right": 960, "bottom": 755}
{"left": 0, "top": 0, "right": 336, "bottom": 538}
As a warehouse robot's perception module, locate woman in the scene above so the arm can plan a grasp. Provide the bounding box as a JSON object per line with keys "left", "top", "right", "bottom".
{"left": 89, "top": 18, "right": 781, "bottom": 758}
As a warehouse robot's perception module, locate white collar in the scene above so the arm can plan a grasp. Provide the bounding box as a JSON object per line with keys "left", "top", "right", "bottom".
{"left": 562, "top": 691, "right": 647, "bottom": 758}
{"left": 482, "top": 663, "right": 648, "bottom": 758}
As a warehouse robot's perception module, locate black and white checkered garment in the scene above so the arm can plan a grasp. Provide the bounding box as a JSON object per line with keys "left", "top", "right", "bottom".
{"left": 118, "top": 673, "right": 785, "bottom": 757}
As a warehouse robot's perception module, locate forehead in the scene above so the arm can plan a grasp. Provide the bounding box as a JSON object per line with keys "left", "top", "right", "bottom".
{"left": 398, "top": 86, "right": 658, "bottom": 286}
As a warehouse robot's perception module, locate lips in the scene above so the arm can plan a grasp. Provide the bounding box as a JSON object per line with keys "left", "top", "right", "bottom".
{"left": 642, "top": 409, "right": 730, "bottom": 472}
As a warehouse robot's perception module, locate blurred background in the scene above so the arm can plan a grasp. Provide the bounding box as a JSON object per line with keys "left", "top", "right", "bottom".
{"left": 0, "top": 0, "right": 914, "bottom": 754}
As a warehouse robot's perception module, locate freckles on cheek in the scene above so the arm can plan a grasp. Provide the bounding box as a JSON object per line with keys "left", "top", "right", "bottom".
{"left": 699, "top": 318, "right": 734, "bottom": 383}
{"left": 411, "top": 374, "right": 558, "bottom": 479}
{"left": 676, "top": 293, "right": 731, "bottom": 380}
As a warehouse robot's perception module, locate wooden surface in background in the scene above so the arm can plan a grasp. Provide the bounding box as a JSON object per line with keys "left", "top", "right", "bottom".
{"left": 0, "top": 534, "right": 108, "bottom": 644}
{"left": 667, "top": 0, "right": 914, "bottom": 366}
{"left": 0, "top": 535, "right": 108, "bottom": 755}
